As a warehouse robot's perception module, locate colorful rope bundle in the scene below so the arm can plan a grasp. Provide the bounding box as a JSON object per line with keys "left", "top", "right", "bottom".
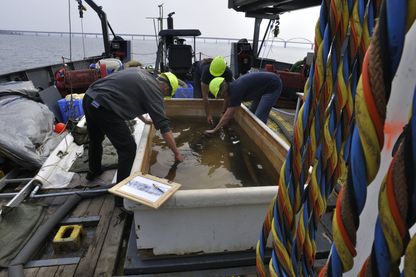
{"left": 297, "top": 0, "right": 378, "bottom": 275}
{"left": 255, "top": 0, "right": 379, "bottom": 275}
{"left": 256, "top": 0, "right": 332, "bottom": 274}
{"left": 321, "top": 0, "right": 416, "bottom": 275}
{"left": 253, "top": 0, "right": 416, "bottom": 276}
{"left": 358, "top": 86, "right": 416, "bottom": 276}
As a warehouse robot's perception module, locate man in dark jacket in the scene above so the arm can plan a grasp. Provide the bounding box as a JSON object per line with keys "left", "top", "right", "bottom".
{"left": 193, "top": 56, "right": 233, "bottom": 124}
{"left": 204, "top": 72, "right": 282, "bottom": 135}
{"left": 83, "top": 68, "right": 184, "bottom": 186}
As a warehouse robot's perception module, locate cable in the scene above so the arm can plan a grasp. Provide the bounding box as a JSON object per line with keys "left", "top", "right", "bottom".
{"left": 77, "top": 0, "right": 87, "bottom": 59}
{"left": 80, "top": 18, "right": 86, "bottom": 59}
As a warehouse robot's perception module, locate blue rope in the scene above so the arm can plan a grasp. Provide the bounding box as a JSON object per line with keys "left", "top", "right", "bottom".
{"left": 350, "top": 127, "right": 368, "bottom": 211}
{"left": 386, "top": 0, "right": 407, "bottom": 77}
{"left": 373, "top": 217, "right": 391, "bottom": 276}
{"left": 330, "top": 243, "right": 343, "bottom": 276}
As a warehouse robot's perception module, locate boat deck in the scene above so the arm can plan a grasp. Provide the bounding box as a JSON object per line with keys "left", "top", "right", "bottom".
{"left": 0, "top": 192, "right": 129, "bottom": 277}
{"left": 0, "top": 107, "right": 335, "bottom": 276}
{"left": 0, "top": 162, "right": 132, "bottom": 277}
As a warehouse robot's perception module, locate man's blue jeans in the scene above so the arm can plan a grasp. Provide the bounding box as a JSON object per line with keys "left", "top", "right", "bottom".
{"left": 250, "top": 90, "right": 281, "bottom": 123}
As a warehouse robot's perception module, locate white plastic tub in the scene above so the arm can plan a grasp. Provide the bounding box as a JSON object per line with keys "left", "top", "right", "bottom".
{"left": 125, "top": 99, "right": 289, "bottom": 255}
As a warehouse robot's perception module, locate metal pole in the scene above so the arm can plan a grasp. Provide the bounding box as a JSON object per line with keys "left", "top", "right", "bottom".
{"left": 0, "top": 179, "right": 39, "bottom": 221}
{"left": 0, "top": 168, "right": 21, "bottom": 191}
{"left": 0, "top": 187, "right": 112, "bottom": 199}
{"left": 252, "top": 18, "right": 263, "bottom": 59}
{"left": 84, "top": 0, "right": 111, "bottom": 57}
{"left": 1, "top": 178, "right": 32, "bottom": 184}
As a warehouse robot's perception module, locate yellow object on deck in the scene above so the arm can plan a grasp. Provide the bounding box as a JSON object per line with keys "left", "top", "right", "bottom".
{"left": 52, "top": 224, "right": 83, "bottom": 253}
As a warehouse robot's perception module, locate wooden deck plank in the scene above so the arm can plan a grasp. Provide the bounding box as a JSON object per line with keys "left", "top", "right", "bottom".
{"left": 70, "top": 198, "right": 92, "bottom": 217}
{"left": 54, "top": 264, "right": 77, "bottom": 277}
{"left": 93, "top": 207, "right": 126, "bottom": 277}
{"left": 35, "top": 266, "right": 58, "bottom": 277}
{"left": 85, "top": 196, "right": 105, "bottom": 216}
{"left": 74, "top": 195, "right": 115, "bottom": 277}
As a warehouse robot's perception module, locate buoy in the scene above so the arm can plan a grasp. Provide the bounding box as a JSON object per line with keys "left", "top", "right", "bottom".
{"left": 54, "top": 123, "right": 66, "bottom": 133}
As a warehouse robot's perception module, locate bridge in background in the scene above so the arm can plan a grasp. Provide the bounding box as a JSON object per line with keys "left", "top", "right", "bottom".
{"left": 0, "top": 29, "right": 314, "bottom": 49}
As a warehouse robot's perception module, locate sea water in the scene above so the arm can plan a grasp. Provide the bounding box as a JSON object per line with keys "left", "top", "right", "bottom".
{"left": 149, "top": 117, "right": 278, "bottom": 189}
{"left": 0, "top": 33, "right": 312, "bottom": 75}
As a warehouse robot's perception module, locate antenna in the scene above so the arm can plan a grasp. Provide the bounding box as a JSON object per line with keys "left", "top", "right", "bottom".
{"left": 158, "top": 3, "right": 164, "bottom": 32}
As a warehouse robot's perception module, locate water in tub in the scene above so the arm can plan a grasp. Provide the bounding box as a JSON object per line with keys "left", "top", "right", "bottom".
{"left": 149, "top": 117, "right": 277, "bottom": 189}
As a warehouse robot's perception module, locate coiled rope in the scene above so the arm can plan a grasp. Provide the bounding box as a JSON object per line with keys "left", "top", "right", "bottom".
{"left": 257, "top": 0, "right": 345, "bottom": 274}
{"left": 321, "top": 0, "right": 415, "bottom": 275}
{"left": 358, "top": 86, "right": 416, "bottom": 275}
{"left": 255, "top": 0, "right": 383, "bottom": 275}
{"left": 295, "top": 0, "right": 377, "bottom": 274}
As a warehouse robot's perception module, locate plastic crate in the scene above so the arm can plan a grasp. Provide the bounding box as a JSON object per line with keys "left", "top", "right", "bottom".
{"left": 57, "top": 98, "right": 84, "bottom": 123}
{"left": 174, "top": 83, "right": 193, "bottom": 98}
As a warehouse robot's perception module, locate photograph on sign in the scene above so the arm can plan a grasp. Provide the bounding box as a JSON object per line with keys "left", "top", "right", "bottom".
{"left": 109, "top": 172, "right": 181, "bottom": 208}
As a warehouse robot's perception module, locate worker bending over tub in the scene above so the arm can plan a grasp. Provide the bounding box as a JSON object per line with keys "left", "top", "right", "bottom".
{"left": 192, "top": 56, "right": 234, "bottom": 124}
{"left": 204, "top": 72, "right": 282, "bottom": 135}
{"left": 83, "top": 68, "right": 184, "bottom": 206}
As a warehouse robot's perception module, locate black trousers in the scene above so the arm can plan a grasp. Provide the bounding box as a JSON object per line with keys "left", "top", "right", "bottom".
{"left": 192, "top": 70, "right": 202, "bottom": 98}
{"left": 83, "top": 95, "right": 137, "bottom": 183}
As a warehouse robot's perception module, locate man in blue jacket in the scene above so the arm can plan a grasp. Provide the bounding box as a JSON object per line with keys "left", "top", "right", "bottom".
{"left": 204, "top": 72, "right": 282, "bottom": 135}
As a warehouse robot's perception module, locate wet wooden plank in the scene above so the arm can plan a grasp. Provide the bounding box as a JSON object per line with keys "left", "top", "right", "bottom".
{"left": 54, "top": 264, "right": 77, "bottom": 277}
{"left": 35, "top": 266, "right": 58, "bottom": 277}
{"left": 138, "top": 126, "right": 154, "bottom": 174}
{"left": 23, "top": 267, "right": 40, "bottom": 277}
{"left": 93, "top": 207, "right": 126, "bottom": 277}
{"left": 164, "top": 99, "right": 224, "bottom": 118}
{"left": 70, "top": 198, "right": 92, "bottom": 217}
{"left": 234, "top": 105, "right": 289, "bottom": 172}
{"left": 85, "top": 196, "right": 105, "bottom": 216}
{"left": 74, "top": 195, "right": 115, "bottom": 276}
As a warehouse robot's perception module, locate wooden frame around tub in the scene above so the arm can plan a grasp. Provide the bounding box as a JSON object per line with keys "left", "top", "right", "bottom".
{"left": 109, "top": 172, "right": 181, "bottom": 209}
{"left": 234, "top": 104, "right": 290, "bottom": 172}
{"left": 164, "top": 99, "right": 224, "bottom": 118}
{"left": 138, "top": 98, "right": 290, "bottom": 178}
{"left": 163, "top": 99, "right": 290, "bottom": 172}
{"left": 138, "top": 125, "right": 155, "bottom": 174}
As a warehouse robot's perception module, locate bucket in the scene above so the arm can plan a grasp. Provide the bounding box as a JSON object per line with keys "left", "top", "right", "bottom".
{"left": 174, "top": 82, "right": 194, "bottom": 98}
{"left": 57, "top": 98, "right": 84, "bottom": 123}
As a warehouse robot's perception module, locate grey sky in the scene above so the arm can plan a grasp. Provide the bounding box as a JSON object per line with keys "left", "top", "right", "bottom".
{"left": 0, "top": 0, "right": 320, "bottom": 41}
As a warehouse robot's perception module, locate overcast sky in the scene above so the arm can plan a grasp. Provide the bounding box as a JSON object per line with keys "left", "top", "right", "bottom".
{"left": 0, "top": 0, "right": 320, "bottom": 41}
